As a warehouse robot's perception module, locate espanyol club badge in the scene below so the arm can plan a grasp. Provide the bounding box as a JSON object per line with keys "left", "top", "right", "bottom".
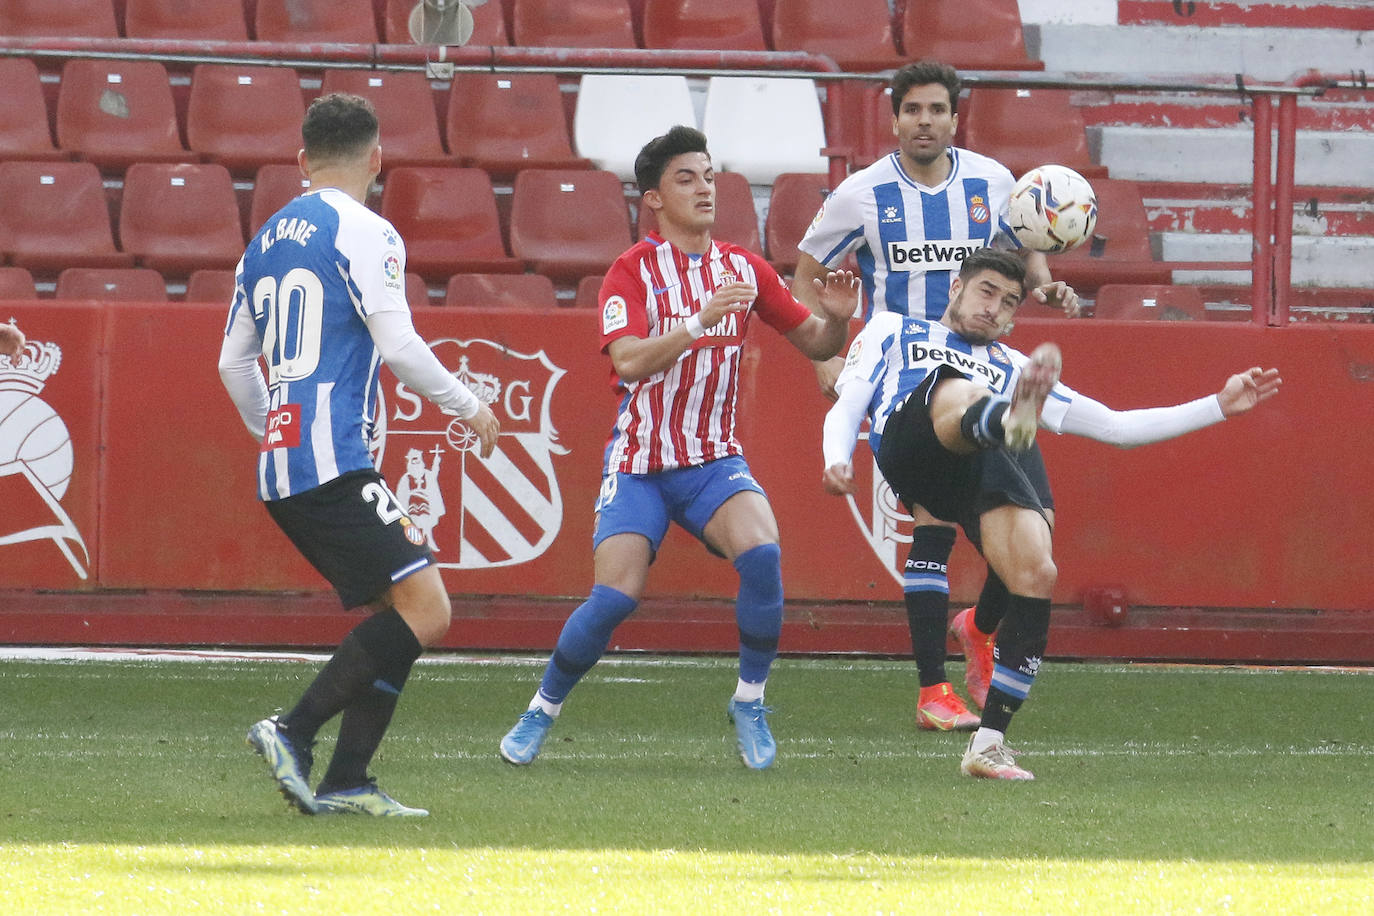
{"left": 373, "top": 338, "right": 569, "bottom": 569}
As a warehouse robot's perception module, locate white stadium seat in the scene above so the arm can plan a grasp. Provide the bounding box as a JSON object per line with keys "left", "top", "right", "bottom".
{"left": 701, "top": 77, "right": 827, "bottom": 185}
{"left": 574, "top": 74, "right": 698, "bottom": 182}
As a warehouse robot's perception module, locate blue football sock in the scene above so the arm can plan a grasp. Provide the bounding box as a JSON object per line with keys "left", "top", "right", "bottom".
{"left": 734, "top": 543, "right": 783, "bottom": 685}
{"left": 537, "top": 585, "right": 637, "bottom": 704}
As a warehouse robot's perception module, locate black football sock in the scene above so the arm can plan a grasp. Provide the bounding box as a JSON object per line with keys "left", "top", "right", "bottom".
{"left": 903, "top": 526, "right": 957, "bottom": 688}
{"left": 972, "top": 568, "right": 1010, "bottom": 636}
{"left": 317, "top": 649, "right": 417, "bottom": 795}
{"left": 977, "top": 594, "right": 1051, "bottom": 735}
{"left": 279, "top": 608, "right": 422, "bottom": 748}
{"left": 959, "top": 396, "right": 1010, "bottom": 449}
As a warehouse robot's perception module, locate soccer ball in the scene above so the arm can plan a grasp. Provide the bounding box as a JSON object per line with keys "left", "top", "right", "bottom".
{"left": 1007, "top": 165, "right": 1098, "bottom": 253}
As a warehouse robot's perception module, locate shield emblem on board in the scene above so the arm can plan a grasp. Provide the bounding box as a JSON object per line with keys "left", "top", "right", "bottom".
{"left": 374, "top": 338, "right": 569, "bottom": 569}
{"left": 843, "top": 433, "right": 909, "bottom": 588}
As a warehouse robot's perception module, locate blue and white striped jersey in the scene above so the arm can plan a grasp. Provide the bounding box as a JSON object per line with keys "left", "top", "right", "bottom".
{"left": 835, "top": 313, "right": 1078, "bottom": 458}
{"left": 799, "top": 148, "right": 1019, "bottom": 321}
{"left": 227, "top": 188, "right": 410, "bottom": 500}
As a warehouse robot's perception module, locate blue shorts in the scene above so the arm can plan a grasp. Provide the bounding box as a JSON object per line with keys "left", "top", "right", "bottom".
{"left": 592, "top": 455, "right": 768, "bottom": 555}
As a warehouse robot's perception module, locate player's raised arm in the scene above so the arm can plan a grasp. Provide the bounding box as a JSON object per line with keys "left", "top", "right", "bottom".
{"left": 1218, "top": 367, "right": 1282, "bottom": 416}
{"left": 784, "top": 268, "right": 860, "bottom": 362}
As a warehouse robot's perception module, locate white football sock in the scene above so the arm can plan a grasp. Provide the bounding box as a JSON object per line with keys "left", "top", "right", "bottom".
{"left": 732, "top": 678, "right": 766, "bottom": 703}
{"left": 531, "top": 692, "right": 562, "bottom": 717}
{"left": 970, "top": 726, "right": 1005, "bottom": 754}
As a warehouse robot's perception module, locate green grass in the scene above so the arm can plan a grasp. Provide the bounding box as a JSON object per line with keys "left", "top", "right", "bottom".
{"left": 1, "top": 653, "right": 1371, "bottom": 914}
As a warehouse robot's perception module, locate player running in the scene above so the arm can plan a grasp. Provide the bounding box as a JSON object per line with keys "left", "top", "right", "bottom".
{"left": 219, "top": 93, "right": 498, "bottom": 816}
{"left": 498, "top": 126, "right": 860, "bottom": 770}
{"left": 821, "top": 248, "right": 1280, "bottom": 779}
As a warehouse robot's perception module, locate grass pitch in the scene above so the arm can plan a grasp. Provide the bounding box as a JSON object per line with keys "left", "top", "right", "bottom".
{"left": 1, "top": 651, "right": 1371, "bottom": 914}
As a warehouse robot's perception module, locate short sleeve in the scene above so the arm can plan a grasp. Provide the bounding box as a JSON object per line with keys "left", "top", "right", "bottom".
{"left": 745, "top": 250, "right": 811, "bottom": 334}
{"left": 597, "top": 252, "right": 649, "bottom": 352}
{"left": 798, "top": 178, "right": 866, "bottom": 267}
{"left": 336, "top": 212, "right": 410, "bottom": 317}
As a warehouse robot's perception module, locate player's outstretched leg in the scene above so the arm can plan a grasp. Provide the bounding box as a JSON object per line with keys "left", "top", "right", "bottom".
{"left": 1003, "top": 342, "right": 1062, "bottom": 452}
{"left": 500, "top": 706, "right": 556, "bottom": 765}
{"left": 916, "top": 682, "right": 979, "bottom": 731}
{"left": 246, "top": 716, "right": 319, "bottom": 814}
{"left": 314, "top": 779, "right": 428, "bottom": 816}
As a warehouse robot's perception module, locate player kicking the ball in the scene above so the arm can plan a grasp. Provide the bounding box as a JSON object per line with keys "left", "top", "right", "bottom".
{"left": 499, "top": 126, "right": 860, "bottom": 770}
{"left": 821, "top": 248, "right": 1280, "bottom": 779}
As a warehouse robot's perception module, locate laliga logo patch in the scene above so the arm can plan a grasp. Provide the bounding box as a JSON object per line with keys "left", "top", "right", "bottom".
{"left": 602, "top": 295, "right": 628, "bottom": 334}
{"left": 383, "top": 253, "right": 401, "bottom": 283}
{"left": 844, "top": 337, "right": 863, "bottom": 368}
{"left": 968, "top": 194, "right": 990, "bottom": 225}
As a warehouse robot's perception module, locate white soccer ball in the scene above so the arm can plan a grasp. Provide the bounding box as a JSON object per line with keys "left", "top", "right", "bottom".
{"left": 1007, "top": 164, "right": 1098, "bottom": 253}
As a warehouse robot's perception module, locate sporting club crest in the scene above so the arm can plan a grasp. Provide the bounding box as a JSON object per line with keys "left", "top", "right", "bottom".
{"left": 0, "top": 336, "right": 91, "bottom": 579}
{"left": 842, "top": 432, "right": 909, "bottom": 587}
{"left": 373, "top": 338, "right": 568, "bottom": 569}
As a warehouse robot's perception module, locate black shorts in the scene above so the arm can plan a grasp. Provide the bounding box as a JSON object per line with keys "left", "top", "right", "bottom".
{"left": 876, "top": 374, "right": 1052, "bottom": 551}
{"left": 264, "top": 469, "right": 435, "bottom": 609}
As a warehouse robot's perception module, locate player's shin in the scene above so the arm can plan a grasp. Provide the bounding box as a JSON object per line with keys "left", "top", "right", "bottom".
{"left": 974, "top": 593, "right": 1051, "bottom": 743}
{"left": 903, "top": 526, "right": 957, "bottom": 687}
{"left": 537, "top": 584, "right": 637, "bottom": 708}
{"left": 959, "top": 395, "right": 1011, "bottom": 449}
{"left": 734, "top": 543, "right": 783, "bottom": 691}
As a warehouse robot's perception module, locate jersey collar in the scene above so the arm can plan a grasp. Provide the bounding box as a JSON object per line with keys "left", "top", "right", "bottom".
{"left": 890, "top": 147, "right": 960, "bottom": 193}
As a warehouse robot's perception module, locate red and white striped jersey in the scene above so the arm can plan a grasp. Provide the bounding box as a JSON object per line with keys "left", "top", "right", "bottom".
{"left": 597, "top": 232, "right": 811, "bottom": 474}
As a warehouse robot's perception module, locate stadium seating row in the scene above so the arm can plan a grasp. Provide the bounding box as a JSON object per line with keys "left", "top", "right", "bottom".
{"left": 0, "top": 155, "right": 1164, "bottom": 289}
{"left": 0, "top": 0, "right": 1035, "bottom": 71}
{"left": 3, "top": 59, "right": 1100, "bottom": 186}
{"left": 5, "top": 262, "right": 1303, "bottom": 324}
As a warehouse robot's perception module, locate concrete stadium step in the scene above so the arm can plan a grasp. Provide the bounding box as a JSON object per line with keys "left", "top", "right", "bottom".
{"left": 1159, "top": 231, "right": 1374, "bottom": 287}
{"left": 1138, "top": 182, "right": 1374, "bottom": 236}
{"left": 1117, "top": 0, "right": 1374, "bottom": 30}
{"left": 1032, "top": 22, "right": 1374, "bottom": 81}
{"left": 1097, "top": 124, "right": 1374, "bottom": 185}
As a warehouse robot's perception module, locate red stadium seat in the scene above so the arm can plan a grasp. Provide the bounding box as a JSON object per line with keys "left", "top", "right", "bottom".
{"left": 185, "top": 269, "right": 239, "bottom": 303}
{"left": 248, "top": 163, "right": 313, "bottom": 236}
{"left": 0, "top": 59, "right": 67, "bottom": 162}
{"left": 320, "top": 70, "right": 451, "bottom": 169}
{"left": 187, "top": 65, "right": 306, "bottom": 175}
{"left": 959, "top": 88, "right": 1104, "bottom": 180}
{"left": 641, "top": 0, "right": 766, "bottom": 50}
{"left": 509, "top": 169, "right": 633, "bottom": 284}
{"left": 764, "top": 172, "right": 831, "bottom": 275}
{"left": 0, "top": 267, "right": 39, "bottom": 300}
{"left": 379, "top": 167, "right": 522, "bottom": 281}
{"left": 637, "top": 170, "right": 761, "bottom": 255}
{"left": 383, "top": 0, "right": 509, "bottom": 44}
{"left": 511, "top": 0, "right": 636, "bottom": 48}
{"left": 406, "top": 272, "right": 433, "bottom": 307}
{"left": 56, "top": 60, "right": 190, "bottom": 170}
{"left": 119, "top": 163, "right": 246, "bottom": 275}
{"left": 1092, "top": 284, "right": 1209, "bottom": 321}
{"left": 1046, "top": 179, "right": 1173, "bottom": 294}
{"left": 123, "top": 0, "right": 249, "bottom": 40}
{"left": 446, "top": 73, "right": 591, "bottom": 178}
{"left": 444, "top": 273, "right": 559, "bottom": 309}
{"left": 0, "top": 0, "right": 118, "bottom": 38}
{"left": 55, "top": 267, "right": 168, "bottom": 302}
{"left": 573, "top": 273, "right": 606, "bottom": 309}
{"left": 826, "top": 79, "right": 896, "bottom": 170}
{"left": 254, "top": 0, "right": 380, "bottom": 42}
{"left": 0, "top": 161, "right": 132, "bottom": 272}
{"left": 771, "top": 0, "right": 904, "bottom": 70}
{"left": 899, "top": 0, "right": 1039, "bottom": 70}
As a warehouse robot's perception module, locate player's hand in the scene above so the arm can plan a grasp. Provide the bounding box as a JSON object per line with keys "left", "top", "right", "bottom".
{"left": 701, "top": 281, "right": 756, "bottom": 329}
{"left": 1031, "top": 281, "right": 1081, "bottom": 317}
{"left": 0, "top": 320, "right": 24, "bottom": 358}
{"left": 813, "top": 356, "right": 842, "bottom": 401}
{"left": 822, "top": 462, "right": 855, "bottom": 495}
{"left": 811, "top": 269, "right": 861, "bottom": 324}
{"left": 1217, "top": 367, "right": 1281, "bottom": 417}
{"left": 468, "top": 403, "right": 501, "bottom": 458}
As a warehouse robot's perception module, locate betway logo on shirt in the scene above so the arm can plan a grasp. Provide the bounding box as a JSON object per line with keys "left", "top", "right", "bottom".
{"left": 887, "top": 239, "right": 985, "bottom": 271}
{"left": 906, "top": 343, "right": 1007, "bottom": 389}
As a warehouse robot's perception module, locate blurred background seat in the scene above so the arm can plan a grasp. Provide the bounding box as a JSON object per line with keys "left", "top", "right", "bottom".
{"left": 187, "top": 65, "right": 305, "bottom": 175}
{"left": 641, "top": 0, "right": 766, "bottom": 50}
{"left": 509, "top": 169, "right": 633, "bottom": 284}
{"left": 447, "top": 73, "right": 591, "bottom": 179}
{"left": 0, "top": 161, "right": 132, "bottom": 273}
{"left": 254, "top": 0, "right": 380, "bottom": 42}
{"left": 56, "top": 267, "right": 169, "bottom": 302}
{"left": 380, "top": 166, "right": 523, "bottom": 281}
{"left": 0, "top": 0, "right": 118, "bottom": 38}
{"left": 321, "top": 70, "right": 452, "bottom": 169}
{"left": 763, "top": 172, "right": 831, "bottom": 276}
{"left": 702, "top": 77, "right": 828, "bottom": 184}
{"left": 510, "top": 0, "right": 636, "bottom": 48}
{"left": 444, "top": 273, "right": 559, "bottom": 309}
{"left": 119, "top": 163, "right": 245, "bottom": 275}
{"left": 574, "top": 74, "right": 697, "bottom": 181}
{"left": 0, "top": 59, "right": 67, "bottom": 162}
{"left": 56, "top": 60, "right": 191, "bottom": 170}
{"left": 123, "top": 0, "right": 249, "bottom": 40}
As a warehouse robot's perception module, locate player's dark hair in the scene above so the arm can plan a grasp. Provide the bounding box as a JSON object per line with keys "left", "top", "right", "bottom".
{"left": 634, "top": 125, "right": 710, "bottom": 194}
{"left": 959, "top": 247, "right": 1026, "bottom": 290}
{"left": 302, "top": 92, "right": 379, "bottom": 162}
{"left": 890, "top": 60, "right": 962, "bottom": 115}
